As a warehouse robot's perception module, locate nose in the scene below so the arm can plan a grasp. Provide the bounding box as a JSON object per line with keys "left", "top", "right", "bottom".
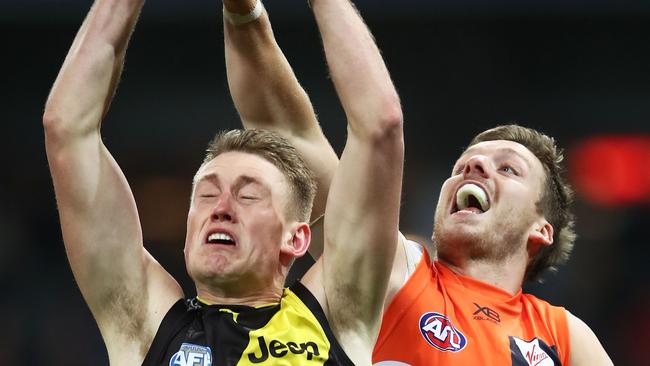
{"left": 464, "top": 155, "right": 490, "bottom": 178}
{"left": 211, "top": 195, "right": 234, "bottom": 222}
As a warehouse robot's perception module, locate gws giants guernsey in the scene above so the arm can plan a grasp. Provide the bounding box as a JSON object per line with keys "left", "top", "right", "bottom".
{"left": 373, "top": 248, "right": 570, "bottom": 366}
{"left": 143, "top": 282, "right": 354, "bottom": 366}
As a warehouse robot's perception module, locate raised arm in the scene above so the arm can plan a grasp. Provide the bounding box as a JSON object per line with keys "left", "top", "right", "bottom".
{"left": 42, "top": 0, "right": 181, "bottom": 361}
{"left": 302, "top": 0, "right": 404, "bottom": 363}
{"left": 223, "top": 0, "right": 338, "bottom": 234}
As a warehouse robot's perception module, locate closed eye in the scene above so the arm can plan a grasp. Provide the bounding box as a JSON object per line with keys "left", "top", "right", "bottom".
{"left": 239, "top": 195, "right": 260, "bottom": 201}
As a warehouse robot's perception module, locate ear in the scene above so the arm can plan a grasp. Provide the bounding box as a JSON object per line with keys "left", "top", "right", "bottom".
{"left": 528, "top": 219, "right": 554, "bottom": 248}
{"left": 280, "top": 222, "right": 311, "bottom": 261}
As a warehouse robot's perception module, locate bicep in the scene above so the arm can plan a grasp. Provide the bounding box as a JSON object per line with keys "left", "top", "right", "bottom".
{"left": 47, "top": 135, "right": 151, "bottom": 315}
{"left": 567, "top": 311, "right": 613, "bottom": 366}
{"left": 321, "top": 132, "right": 403, "bottom": 328}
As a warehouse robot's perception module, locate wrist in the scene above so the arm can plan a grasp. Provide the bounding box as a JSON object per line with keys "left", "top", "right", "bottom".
{"left": 223, "top": 0, "right": 264, "bottom": 25}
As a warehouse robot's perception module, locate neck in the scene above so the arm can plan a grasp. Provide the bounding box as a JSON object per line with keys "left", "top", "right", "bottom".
{"left": 194, "top": 273, "right": 286, "bottom": 307}
{"left": 437, "top": 249, "right": 527, "bottom": 295}
{"left": 195, "top": 286, "right": 284, "bottom": 307}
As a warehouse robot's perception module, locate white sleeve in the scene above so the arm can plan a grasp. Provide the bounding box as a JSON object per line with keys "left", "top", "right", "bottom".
{"left": 398, "top": 232, "right": 424, "bottom": 284}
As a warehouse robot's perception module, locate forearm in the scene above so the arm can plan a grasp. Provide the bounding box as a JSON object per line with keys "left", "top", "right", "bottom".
{"left": 311, "top": 0, "right": 402, "bottom": 138}
{"left": 224, "top": 0, "right": 338, "bottom": 223}
{"left": 43, "top": 0, "right": 145, "bottom": 139}
{"left": 224, "top": 0, "right": 317, "bottom": 134}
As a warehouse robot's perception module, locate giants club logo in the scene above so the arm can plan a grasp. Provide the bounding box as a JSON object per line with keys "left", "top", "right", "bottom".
{"left": 419, "top": 312, "right": 467, "bottom": 352}
{"left": 510, "top": 336, "right": 560, "bottom": 366}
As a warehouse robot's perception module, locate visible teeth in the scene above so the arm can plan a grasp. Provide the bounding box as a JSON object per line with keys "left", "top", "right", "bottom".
{"left": 208, "top": 232, "right": 233, "bottom": 242}
{"left": 456, "top": 184, "right": 490, "bottom": 212}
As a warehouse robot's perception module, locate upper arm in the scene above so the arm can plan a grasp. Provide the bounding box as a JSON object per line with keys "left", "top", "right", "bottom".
{"left": 323, "top": 122, "right": 403, "bottom": 292}
{"left": 43, "top": 0, "right": 182, "bottom": 345}
{"left": 566, "top": 310, "right": 613, "bottom": 366}
{"left": 383, "top": 235, "right": 423, "bottom": 310}
{"left": 302, "top": 122, "right": 403, "bottom": 366}
{"left": 46, "top": 134, "right": 181, "bottom": 328}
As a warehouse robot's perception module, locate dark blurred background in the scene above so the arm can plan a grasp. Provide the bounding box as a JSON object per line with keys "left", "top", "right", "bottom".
{"left": 1, "top": 0, "right": 649, "bottom": 364}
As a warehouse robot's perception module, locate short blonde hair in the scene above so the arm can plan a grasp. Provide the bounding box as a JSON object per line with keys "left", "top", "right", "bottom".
{"left": 201, "top": 129, "right": 316, "bottom": 222}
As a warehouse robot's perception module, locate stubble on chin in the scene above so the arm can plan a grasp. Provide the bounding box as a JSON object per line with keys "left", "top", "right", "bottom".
{"left": 433, "top": 217, "right": 525, "bottom": 263}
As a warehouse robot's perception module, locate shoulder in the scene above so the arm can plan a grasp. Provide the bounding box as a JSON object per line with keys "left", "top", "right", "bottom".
{"left": 383, "top": 235, "right": 422, "bottom": 303}
{"left": 565, "top": 310, "right": 613, "bottom": 366}
{"left": 403, "top": 235, "right": 425, "bottom": 272}
{"left": 140, "top": 298, "right": 199, "bottom": 366}
{"left": 104, "top": 288, "right": 185, "bottom": 365}
{"left": 520, "top": 294, "right": 572, "bottom": 338}
{"left": 282, "top": 284, "right": 357, "bottom": 366}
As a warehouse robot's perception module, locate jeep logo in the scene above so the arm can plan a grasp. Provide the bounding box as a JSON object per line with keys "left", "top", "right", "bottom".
{"left": 247, "top": 336, "right": 321, "bottom": 363}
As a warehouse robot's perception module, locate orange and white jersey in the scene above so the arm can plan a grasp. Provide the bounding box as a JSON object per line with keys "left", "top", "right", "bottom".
{"left": 373, "top": 248, "right": 570, "bottom": 366}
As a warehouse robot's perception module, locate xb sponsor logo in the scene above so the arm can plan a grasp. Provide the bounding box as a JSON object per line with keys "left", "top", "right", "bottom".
{"left": 419, "top": 312, "right": 467, "bottom": 352}
{"left": 473, "top": 302, "right": 500, "bottom": 324}
{"left": 170, "top": 343, "right": 212, "bottom": 366}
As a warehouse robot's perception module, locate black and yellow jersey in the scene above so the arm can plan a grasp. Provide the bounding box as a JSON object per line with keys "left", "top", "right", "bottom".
{"left": 142, "top": 282, "right": 354, "bottom": 366}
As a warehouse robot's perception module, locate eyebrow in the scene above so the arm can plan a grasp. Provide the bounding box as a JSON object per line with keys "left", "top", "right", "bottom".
{"left": 194, "top": 172, "right": 219, "bottom": 186}
{"left": 495, "top": 147, "right": 533, "bottom": 168}
{"left": 235, "top": 175, "right": 265, "bottom": 189}
{"left": 194, "top": 173, "right": 266, "bottom": 190}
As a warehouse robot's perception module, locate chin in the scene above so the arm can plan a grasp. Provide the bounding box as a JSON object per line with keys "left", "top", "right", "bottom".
{"left": 434, "top": 222, "right": 487, "bottom": 257}
{"left": 438, "top": 225, "right": 526, "bottom": 262}
{"left": 190, "top": 257, "right": 231, "bottom": 281}
{"left": 436, "top": 219, "right": 482, "bottom": 242}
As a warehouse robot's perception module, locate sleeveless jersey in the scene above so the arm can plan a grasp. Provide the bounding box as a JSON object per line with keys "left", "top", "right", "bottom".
{"left": 143, "top": 282, "right": 353, "bottom": 366}
{"left": 373, "top": 249, "right": 571, "bottom": 366}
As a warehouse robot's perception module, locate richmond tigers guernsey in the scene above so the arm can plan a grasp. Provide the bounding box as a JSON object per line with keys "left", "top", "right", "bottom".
{"left": 142, "top": 282, "right": 354, "bottom": 366}
{"left": 373, "top": 247, "right": 571, "bottom": 366}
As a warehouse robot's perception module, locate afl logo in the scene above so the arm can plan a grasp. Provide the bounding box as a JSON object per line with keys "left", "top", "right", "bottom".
{"left": 419, "top": 312, "right": 467, "bottom": 352}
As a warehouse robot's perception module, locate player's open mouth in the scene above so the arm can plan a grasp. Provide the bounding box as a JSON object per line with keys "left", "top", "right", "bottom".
{"left": 452, "top": 183, "right": 490, "bottom": 214}
{"left": 206, "top": 231, "right": 236, "bottom": 246}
